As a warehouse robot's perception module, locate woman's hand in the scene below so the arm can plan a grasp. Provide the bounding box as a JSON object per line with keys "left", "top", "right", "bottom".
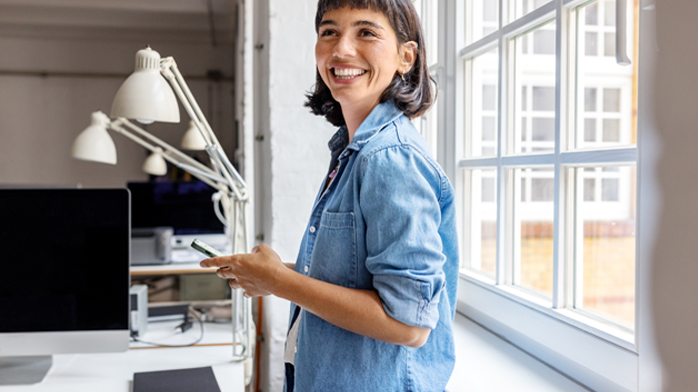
{"left": 202, "top": 245, "right": 430, "bottom": 347}
{"left": 200, "top": 244, "right": 288, "bottom": 298}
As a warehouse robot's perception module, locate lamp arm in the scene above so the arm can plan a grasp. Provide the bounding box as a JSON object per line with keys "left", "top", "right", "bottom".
{"left": 159, "top": 57, "right": 253, "bottom": 361}
{"left": 115, "top": 119, "right": 224, "bottom": 184}
{"left": 160, "top": 58, "right": 220, "bottom": 146}
{"left": 159, "top": 58, "right": 247, "bottom": 198}
{"left": 107, "top": 120, "right": 228, "bottom": 192}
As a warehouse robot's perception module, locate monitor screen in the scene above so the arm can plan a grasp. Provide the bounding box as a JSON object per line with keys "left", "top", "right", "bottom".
{"left": 0, "top": 189, "right": 130, "bottom": 334}
{"left": 127, "top": 180, "right": 224, "bottom": 235}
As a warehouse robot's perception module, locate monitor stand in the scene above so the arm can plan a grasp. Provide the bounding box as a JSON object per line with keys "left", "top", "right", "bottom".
{"left": 0, "top": 356, "right": 52, "bottom": 385}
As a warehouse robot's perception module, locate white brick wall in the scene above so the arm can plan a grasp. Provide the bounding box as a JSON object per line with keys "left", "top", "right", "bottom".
{"left": 251, "top": 1, "right": 335, "bottom": 391}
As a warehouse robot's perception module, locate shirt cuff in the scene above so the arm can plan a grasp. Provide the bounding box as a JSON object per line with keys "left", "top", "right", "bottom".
{"left": 374, "top": 275, "right": 443, "bottom": 330}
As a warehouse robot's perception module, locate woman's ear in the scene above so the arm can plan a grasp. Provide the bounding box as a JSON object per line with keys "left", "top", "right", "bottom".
{"left": 398, "top": 41, "right": 418, "bottom": 75}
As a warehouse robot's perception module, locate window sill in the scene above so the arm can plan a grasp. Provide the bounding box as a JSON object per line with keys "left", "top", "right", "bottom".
{"left": 459, "top": 269, "right": 636, "bottom": 351}
{"left": 457, "top": 271, "right": 639, "bottom": 391}
{"left": 447, "top": 312, "right": 590, "bottom": 392}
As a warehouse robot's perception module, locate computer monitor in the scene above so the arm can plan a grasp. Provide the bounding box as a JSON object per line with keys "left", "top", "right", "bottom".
{"left": 0, "top": 188, "right": 131, "bottom": 385}
{"left": 127, "top": 180, "right": 228, "bottom": 261}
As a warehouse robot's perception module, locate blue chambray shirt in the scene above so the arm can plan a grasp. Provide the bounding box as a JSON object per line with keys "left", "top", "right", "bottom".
{"left": 285, "top": 100, "right": 459, "bottom": 392}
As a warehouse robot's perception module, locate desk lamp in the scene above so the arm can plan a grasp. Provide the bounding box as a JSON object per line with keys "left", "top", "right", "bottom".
{"left": 71, "top": 47, "right": 254, "bottom": 362}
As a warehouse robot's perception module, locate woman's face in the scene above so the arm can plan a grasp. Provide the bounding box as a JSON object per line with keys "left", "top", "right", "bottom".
{"left": 315, "top": 7, "right": 412, "bottom": 114}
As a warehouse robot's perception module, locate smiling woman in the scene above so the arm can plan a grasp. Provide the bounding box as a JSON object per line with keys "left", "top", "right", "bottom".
{"left": 199, "top": 1, "right": 458, "bottom": 391}
{"left": 306, "top": 0, "right": 435, "bottom": 130}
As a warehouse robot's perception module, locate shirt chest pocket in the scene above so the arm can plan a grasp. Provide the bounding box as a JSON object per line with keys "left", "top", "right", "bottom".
{"left": 309, "top": 211, "right": 357, "bottom": 288}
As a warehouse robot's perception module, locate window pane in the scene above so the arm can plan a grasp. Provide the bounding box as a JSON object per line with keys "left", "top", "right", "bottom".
{"left": 467, "top": 0, "right": 499, "bottom": 44}
{"left": 417, "top": 0, "right": 439, "bottom": 65}
{"left": 576, "top": 166, "right": 636, "bottom": 328}
{"left": 584, "top": 32, "right": 598, "bottom": 56}
{"left": 604, "top": 32, "right": 615, "bottom": 57}
{"left": 512, "top": 0, "right": 552, "bottom": 21}
{"left": 603, "top": 88, "right": 621, "bottom": 112}
{"left": 531, "top": 177, "right": 554, "bottom": 201}
{"left": 482, "top": 117, "right": 496, "bottom": 141}
{"left": 584, "top": 118, "right": 597, "bottom": 142}
{"left": 602, "top": 119, "right": 620, "bottom": 142}
{"left": 515, "top": 167, "right": 554, "bottom": 297}
{"left": 604, "top": 0, "right": 616, "bottom": 26}
{"left": 462, "top": 169, "right": 498, "bottom": 277}
{"left": 465, "top": 47, "right": 499, "bottom": 158}
{"left": 513, "top": 21, "right": 556, "bottom": 154}
{"left": 483, "top": 85, "right": 497, "bottom": 110}
{"left": 532, "top": 86, "right": 556, "bottom": 111}
{"left": 601, "top": 178, "right": 619, "bottom": 201}
{"left": 584, "top": 88, "right": 597, "bottom": 112}
{"left": 585, "top": 2, "right": 598, "bottom": 25}
{"left": 584, "top": 178, "right": 596, "bottom": 201}
{"left": 533, "top": 30, "right": 555, "bottom": 55}
{"left": 531, "top": 118, "right": 555, "bottom": 142}
{"left": 417, "top": 98, "right": 439, "bottom": 157}
{"left": 574, "top": 0, "right": 636, "bottom": 150}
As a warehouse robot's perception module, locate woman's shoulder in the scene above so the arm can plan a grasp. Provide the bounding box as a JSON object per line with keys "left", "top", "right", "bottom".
{"left": 359, "top": 114, "right": 432, "bottom": 159}
{"left": 357, "top": 115, "right": 450, "bottom": 193}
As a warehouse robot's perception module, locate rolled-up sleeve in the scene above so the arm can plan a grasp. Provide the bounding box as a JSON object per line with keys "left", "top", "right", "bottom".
{"left": 360, "top": 145, "right": 446, "bottom": 330}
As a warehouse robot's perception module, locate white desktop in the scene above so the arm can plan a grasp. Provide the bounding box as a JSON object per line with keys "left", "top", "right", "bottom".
{"left": 0, "top": 188, "right": 243, "bottom": 391}
{"left": 0, "top": 189, "right": 131, "bottom": 385}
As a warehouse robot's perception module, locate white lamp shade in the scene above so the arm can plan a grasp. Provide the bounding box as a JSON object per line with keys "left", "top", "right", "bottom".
{"left": 181, "top": 121, "right": 208, "bottom": 150}
{"left": 110, "top": 47, "right": 180, "bottom": 123}
{"left": 72, "top": 111, "right": 117, "bottom": 165}
{"left": 142, "top": 148, "right": 168, "bottom": 176}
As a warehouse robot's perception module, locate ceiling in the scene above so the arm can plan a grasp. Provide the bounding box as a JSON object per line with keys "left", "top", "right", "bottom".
{"left": 0, "top": 0, "right": 237, "bottom": 45}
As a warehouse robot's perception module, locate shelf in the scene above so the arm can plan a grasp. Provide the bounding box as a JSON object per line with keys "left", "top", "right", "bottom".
{"left": 130, "top": 263, "right": 218, "bottom": 276}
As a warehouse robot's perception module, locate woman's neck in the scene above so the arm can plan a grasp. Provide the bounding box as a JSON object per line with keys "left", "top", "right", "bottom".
{"left": 342, "top": 100, "right": 379, "bottom": 143}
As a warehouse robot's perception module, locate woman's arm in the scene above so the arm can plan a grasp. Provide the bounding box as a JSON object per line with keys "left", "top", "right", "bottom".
{"left": 201, "top": 244, "right": 430, "bottom": 348}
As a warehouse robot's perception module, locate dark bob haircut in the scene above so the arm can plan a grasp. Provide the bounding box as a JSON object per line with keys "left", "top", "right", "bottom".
{"left": 305, "top": 0, "right": 437, "bottom": 127}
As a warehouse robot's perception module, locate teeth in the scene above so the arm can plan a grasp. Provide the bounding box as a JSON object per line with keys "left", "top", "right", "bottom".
{"left": 333, "top": 68, "right": 365, "bottom": 78}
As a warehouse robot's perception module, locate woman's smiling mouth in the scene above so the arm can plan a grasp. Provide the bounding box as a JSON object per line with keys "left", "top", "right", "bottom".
{"left": 332, "top": 67, "right": 367, "bottom": 80}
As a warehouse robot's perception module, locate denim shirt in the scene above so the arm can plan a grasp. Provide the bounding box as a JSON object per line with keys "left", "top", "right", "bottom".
{"left": 285, "top": 100, "right": 459, "bottom": 392}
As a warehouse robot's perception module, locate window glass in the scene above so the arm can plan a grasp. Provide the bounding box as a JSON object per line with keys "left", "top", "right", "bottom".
{"left": 574, "top": 0, "right": 635, "bottom": 150}
{"left": 464, "top": 47, "right": 499, "bottom": 158}
{"left": 576, "top": 165, "right": 636, "bottom": 328}
{"left": 457, "top": 0, "right": 641, "bottom": 335}
{"left": 513, "top": 21, "right": 556, "bottom": 154}
{"left": 512, "top": 0, "right": 552, "bottom": 21}
{"left": 462, "top": 168, "right": 498, "bottom": 277}
{"left": 514, "top": 167, "right": 554, "bottom": 297}
{"left": 466, "top": 0, "right": 499, "bottom": 45}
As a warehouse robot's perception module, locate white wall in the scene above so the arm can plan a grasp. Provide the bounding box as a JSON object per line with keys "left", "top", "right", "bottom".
{"left": 0, "top": 24, "right": 236, "bottom": 188}
{"left": 650, "top": 1, "right": 698, "bottom": 391}
{"left": 251, "top": 0, "right": 335, "bottom": 391}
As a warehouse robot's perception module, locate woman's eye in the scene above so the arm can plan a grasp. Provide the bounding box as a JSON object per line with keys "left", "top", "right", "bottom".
{"left": 320, "top": 29, "right": 336, "bottom": 37}
{"left": 360, "top": 29, "right": 377, "bottom": 37}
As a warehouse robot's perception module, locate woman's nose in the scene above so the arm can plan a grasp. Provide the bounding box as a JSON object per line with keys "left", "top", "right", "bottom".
{"left": 332, "top": 35, "right": 356, "bottom": 58}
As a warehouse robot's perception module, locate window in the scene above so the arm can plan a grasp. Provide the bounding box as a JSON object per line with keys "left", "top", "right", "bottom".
{"left": 413, "top": 0, "right": 441, "bottom": 159}
{"left": 425, "top": 0, "right": 646, "bottom": 389}
{"left": 460, "top": 0, "right": 637, "bottom": 329}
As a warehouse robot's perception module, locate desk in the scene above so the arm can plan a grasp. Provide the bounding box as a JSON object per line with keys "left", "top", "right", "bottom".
{"left": 0, "top": 321, "right": 245, "bottom": 392}
{"left": 130, "top": 262, "right": 217, "bottom": 276}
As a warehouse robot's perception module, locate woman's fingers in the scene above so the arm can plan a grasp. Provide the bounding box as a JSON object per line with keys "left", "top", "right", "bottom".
{"left": 217, "top": 267, "right": 236, "bottom": 280}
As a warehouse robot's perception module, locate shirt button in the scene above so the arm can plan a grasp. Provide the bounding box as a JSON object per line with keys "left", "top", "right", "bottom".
{"left": 309, "top": 226, "right": 316, "bottom": 233}
{"left": 304, "top": 265, "right": 309, "bottom": 273}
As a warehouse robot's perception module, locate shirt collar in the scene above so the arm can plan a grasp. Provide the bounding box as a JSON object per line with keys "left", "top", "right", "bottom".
{"left": 327, "top": 100, "right": 404, "bottom": 156}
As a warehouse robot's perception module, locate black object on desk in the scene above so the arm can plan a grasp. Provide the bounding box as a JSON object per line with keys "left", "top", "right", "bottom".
{"left": 133, "top": 366, "right": 221, "bottom": 392}
{"left": 148, "top": 304, "right": 190, "bottom": 322}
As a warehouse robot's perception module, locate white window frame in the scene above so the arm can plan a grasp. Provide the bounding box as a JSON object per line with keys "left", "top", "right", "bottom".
{"left": 428, "top": 0, "right": 654, "bottom": 390}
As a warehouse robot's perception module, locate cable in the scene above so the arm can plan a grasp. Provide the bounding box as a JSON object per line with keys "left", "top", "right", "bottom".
{"left": 130, "top": 310, "right": 205, "bottom": 348}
